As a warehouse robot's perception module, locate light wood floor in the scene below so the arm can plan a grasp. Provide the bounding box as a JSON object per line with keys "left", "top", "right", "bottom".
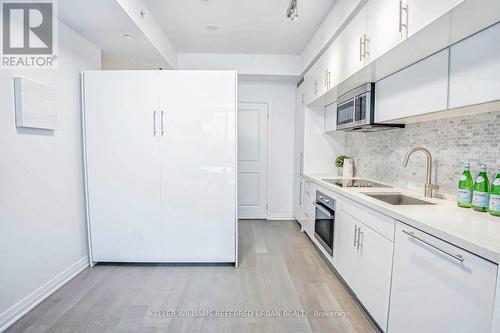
{"left": 6, "top": 220, "right": 376, "bottom": 333}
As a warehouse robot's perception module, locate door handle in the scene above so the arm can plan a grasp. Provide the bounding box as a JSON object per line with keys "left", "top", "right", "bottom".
{"left": 299, "top": 181, "right": 303, "bottom": 205}
{"left": 300, "top": 152, "right": 304, "bottom": 176}
{"left": 402, "top": 230, "right": 464, "bottom": 262}
{"left": 363, "top": 34, "right": 369, "bottom": 59}
{"left": 161, "top": 110, "right": 165, "bottom": 136}
{"left": 313, "top": 202, "right": 332, "bottom": 217}
{"left": 359, "top": 37, "right": 364, "bottom": 61}
{"left": 354, "top": 225, "right": 358, "bottom": 247}
{"left": 357, "top": 229, "right": 363, "bottom": 250}
{"left": 399, "top": 0, "right": 408, "bottom": 35}
{"left": 153, "top": 110, "right": 157, "bottom": 136}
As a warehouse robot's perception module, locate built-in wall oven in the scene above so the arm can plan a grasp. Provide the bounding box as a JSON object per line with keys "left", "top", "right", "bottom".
{"left": 314, "top": 190, "right": 335, "bottom": 256}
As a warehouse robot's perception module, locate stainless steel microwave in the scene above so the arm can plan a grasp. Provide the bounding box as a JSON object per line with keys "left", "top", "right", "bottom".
{"left": 336, "top": 83, "right": 404, "bottom": 132}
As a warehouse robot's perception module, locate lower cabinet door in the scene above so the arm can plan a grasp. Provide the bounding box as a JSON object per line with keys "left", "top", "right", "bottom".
{"left": 333, "top": 209, "right": 361, "bottom": 293}
{"left": 388, "top": 222, "right": 497, "bottom": 333}
{"left": 355, "top": 222, "right": 393, "bottom": 331}
{"left": 334, "top": 209, "right": 393, "bottom": 331}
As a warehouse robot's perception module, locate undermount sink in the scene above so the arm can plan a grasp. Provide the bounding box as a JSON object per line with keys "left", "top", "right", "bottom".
{"left": 363, "top": 193, "right": 435, "bottom": 206}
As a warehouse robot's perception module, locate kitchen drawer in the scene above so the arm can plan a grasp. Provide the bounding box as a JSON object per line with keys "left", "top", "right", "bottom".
{"left": 339, "top": 198, "right": 395, "bottom": 241}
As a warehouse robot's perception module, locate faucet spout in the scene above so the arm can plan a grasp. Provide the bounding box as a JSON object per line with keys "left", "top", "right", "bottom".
{"left": 402, "top": 147, "right": 436, "bottom": 198}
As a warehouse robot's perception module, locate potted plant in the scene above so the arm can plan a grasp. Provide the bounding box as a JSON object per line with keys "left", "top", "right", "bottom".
{"left": 335, "top": 155, "right": 348, "bottom": 176}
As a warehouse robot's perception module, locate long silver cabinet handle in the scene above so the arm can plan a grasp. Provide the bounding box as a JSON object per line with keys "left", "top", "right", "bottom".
{"left": 363, "top": 34, "right": 369, "bottom": 58}
{"left": 161, "top": 110, "right": 165, "bottom": 136}
{"left": 399, "top": 0, "right": 408, "bottom": 34}
{"left": 313, "top": 202, "right": 332, "bottom": 217}
{"left": 300, "top": 152, "right": 304, "bottom": 176}
{"left": 402, "top": 230, "right": 464, "bottom": 263}
{"left": 357, "top": 230, "right": 363, "bottom": 250}
{"left": 359, "top": 37, "right": 364, "bottom": 61}
{"left": 153, "top": 110, "right": 157, "bottom": 136}
{"left": 299, "top": 181, "right": 303, "bottom": 205}
{"left": 354, "top": 225, "right": 358, "bottom": 247}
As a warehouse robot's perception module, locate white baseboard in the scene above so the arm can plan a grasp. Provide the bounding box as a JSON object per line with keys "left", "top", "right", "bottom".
{"left": 267, "top": 216, "right": 295, "bottom": 221}
{"left": 0, "top": 256, "right": 89, "bottom": 332}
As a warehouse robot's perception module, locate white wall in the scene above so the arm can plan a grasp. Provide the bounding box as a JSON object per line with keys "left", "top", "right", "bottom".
{"left": 301, "top": 0, "right": 366, "bottom": 73}
{"left": 178, "top": 53, "right": 301, "bottom": 77}
{"left": 239, "top": 82, "right": 296, "bottom": 219}
{"left": 0, "top": 23, "right": 101, "bottom": 330}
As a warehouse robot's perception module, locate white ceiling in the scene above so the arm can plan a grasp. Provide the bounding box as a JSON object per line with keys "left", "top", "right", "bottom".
{"left": 143, "top": 0, "right": 336, "bottom": 54}
{"left": 59, "top": 0, "right": 169, "bottom": 69}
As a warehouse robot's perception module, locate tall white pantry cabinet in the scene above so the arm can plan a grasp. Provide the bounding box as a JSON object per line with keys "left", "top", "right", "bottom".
{"left": 82, "top": 70, "right": 238, "bottom": 264}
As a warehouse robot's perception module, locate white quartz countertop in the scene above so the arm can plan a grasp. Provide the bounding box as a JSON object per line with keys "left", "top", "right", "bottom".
{"left": 304, "top": 174, "right": 500, "bottom": 264}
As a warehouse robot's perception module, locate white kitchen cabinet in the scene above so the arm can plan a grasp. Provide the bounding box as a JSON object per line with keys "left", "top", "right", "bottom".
{"left": 324, "top": 101, "right": 336, "bottom": 132}
{"left": 406, "top": 0, "right": 464, "bottom": 37}
{"left": 83, "top": 70, "right": 237, "bottom": 263}
{"left": 83, "top": 71, "right": 163, "bottom": 262}
{"left": 449, "top": 22, "right": 500, "bottom": 109}
{"left": 294, "top": 83, "right": 305, "bottom": 179}
{"left": 333, "top": 208, "right": 360, "bottom": 290}
{"left": 366, "top": 0, "right": 404, "bottom": 61}
{"left": 305, "top": 55, "right": 328, "bottom": 104}
{"left": 388, "top": 222, "right": 497, "bottom": 333}
{"left": 293, "top": 83, "right": 306, "bottom": 226}
{"left": 334, "top": 7, "right": 368, "bottom": 83}
{"left": 375, "top": 49, "right": 449, "bottom": 122}
{"left": 158, "top": 71, "right": 237, "bottom": 262}
{"left": 334, "top": 207, "right": 393, "bottom": 331}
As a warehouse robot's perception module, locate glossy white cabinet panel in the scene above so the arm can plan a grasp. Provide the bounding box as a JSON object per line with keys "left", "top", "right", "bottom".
{"left": 449, "top": 23, "right": 500, "bottom": 109}
{"left": 366, "top": 0, "right": 403, "bottom": 61}
{"left": 333, "top": 209, "right": 360, "bottom": 287}
{"left": 83, "top": 71, "right": 163, "bottom": 262}
{"left": 158, "top": 71, "right": 236, "bottom": 262}
{"left": 293, "top": 84, "right": 305, "bottom": 224}
{"left": 334, "top": 207, "right": 393, "bottom": 331}
{"left": 83, "top": 70, "right": 237, "bottom": 263}
{"left": 406, "top": 0, "right": 464, "bottom": 37}
{"left": 354, "top": 221, "right": 393, "bottom": 331}
{"left": 293, "top": 84, "right": 305, "bottom": 179}
{"left": 375, "top": 49, "right": 449, "bottom": 122}
{"left": 335, "top": 7, "right": 367, "bottom": 82}
{"left": 388, "top": 222, "right": 497, "bottom": 333}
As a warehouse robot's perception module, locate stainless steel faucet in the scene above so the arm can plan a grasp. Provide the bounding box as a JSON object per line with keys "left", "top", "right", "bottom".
{"left": 402, "top": 147, "right": 437, "bottom": 198}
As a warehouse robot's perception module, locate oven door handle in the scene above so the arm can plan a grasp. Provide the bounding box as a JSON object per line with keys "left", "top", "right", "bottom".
{"left": 313, "top": 202, "right": 334, "bottom": 218}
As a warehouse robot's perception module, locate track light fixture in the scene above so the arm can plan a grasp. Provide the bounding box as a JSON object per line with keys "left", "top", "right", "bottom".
{"left": 286, "top": 0, "right": 299, "bottom": 21}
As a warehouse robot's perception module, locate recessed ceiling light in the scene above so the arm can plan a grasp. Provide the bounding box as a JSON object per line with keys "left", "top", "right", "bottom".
{"left": 123, "top": 34, "right": 134, "bottom": 40}
{"left": 206, "top": 24, "right": 219, "bottom": 31}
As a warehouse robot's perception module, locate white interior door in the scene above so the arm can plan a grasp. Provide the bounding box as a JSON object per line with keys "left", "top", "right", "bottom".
{"left": 83, "top": 71, "right": 163, "bottom": 262}
{"left": 159, "top": 71, "right": 237, "bottom": 262}
{"left": 237, "top": 102, "right": 268, "bottom": 219}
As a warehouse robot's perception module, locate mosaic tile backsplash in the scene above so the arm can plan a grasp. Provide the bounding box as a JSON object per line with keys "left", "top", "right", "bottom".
{"left": 345, "top": 111, "right": 500, "bottom": 199}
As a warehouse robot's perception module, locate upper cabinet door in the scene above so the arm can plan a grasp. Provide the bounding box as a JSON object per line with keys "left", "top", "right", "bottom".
{"left": 366, "top": 0, "right": 403, "bottom": 61}
{"left": 83, "top": 71, "right": 163, "bottom": 262}
{"left": 449, "top": 23, "right": 500, "bottom": 109}
{"left": 158, "top": 71, "right": 237, "bottom": 262}
{"left": 335, "top": 7, "right": 368, "bottom": 82}
{"left": 375, "top": 49, "right": 449, "bottom": 122}
{"left": 406, "top": 0, "right": 464, "bottom": 37}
